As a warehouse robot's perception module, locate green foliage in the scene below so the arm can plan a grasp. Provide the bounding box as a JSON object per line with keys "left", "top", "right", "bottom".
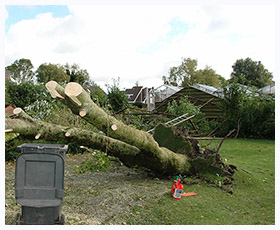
{"left": 230, "top": 57, "right": 274, "bottom": 88}
{"left": 89, "top": 84, "right": 108, "bottom": 108}
{"left": 167, "top": 96, "right": 200, "bottom": 116}
{"left": 195, "top": 66, "right": 222, "bottom": 87}
{"left": 6, "top": 58, "right": 34, "bottom": 84}
{"left": 162, "top": 57, "right": 224, "bottom": 87}
{"left": 24, "top": 99, "right": 57, "bottom": 120}
{"left": 6, "top": 81, "right": 49, "bottom": 108}
{"left": 167, "top": 96, "right": 219, "bottom": 135}
{"left": 5, "top": 133, "right": 20, "bottom": 142}
{"left": 106, "top": 78, "right": 128, "bottom": 111}
{"left": 74, "top": 151, "right": 111, "bottom": 173}
{"left": 64, "top": 63, "right": 90, "bottom": 85}
{"left": 132, "top": 101, "right": 143, "bottom": 108}
{"left": 5, "top": 149, "right": 19, "bottom": 162}
{"left": 163, "top": 57, "right": 198, "bottom": 86}
{"left": 36, "top": 63, "right": 70, "bottom": 84}
{"left": 219, "top": 81, "right": 275, "bottom": 139}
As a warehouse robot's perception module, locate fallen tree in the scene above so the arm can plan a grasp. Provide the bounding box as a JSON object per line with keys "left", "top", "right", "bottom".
{"left": 6, "top": 81, "right": 236, "bottom": 185}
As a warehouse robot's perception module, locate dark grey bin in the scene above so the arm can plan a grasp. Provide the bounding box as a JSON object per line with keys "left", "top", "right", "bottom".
{"left": 15, "top": 143, "right": 68, "bottom": 225}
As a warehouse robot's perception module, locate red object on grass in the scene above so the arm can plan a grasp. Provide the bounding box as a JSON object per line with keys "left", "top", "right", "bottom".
{"left": 181, "top": 192, "right": 198, "bottom": 197}
{"left": 171, "top": 177, "right": 184, "bottom": 200}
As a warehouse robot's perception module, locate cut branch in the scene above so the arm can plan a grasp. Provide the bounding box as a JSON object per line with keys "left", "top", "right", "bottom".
{"left": 5, "top": 117, "right": 142, "bottom": 167}
{"left": 45, "top": 81, "right": 65, "bottom": 99}
{"left": 35, "top": 133, "right": 41, "bottom": 140}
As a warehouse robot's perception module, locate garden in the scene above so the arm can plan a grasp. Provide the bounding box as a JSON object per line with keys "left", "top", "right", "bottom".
{"left": 5, "top": 58, "right": 275, "bottom": 225}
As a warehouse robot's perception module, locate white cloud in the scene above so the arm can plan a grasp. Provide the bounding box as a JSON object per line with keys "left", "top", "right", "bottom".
{"left": 5, "top": 4, "right": 277, "bottom": 90}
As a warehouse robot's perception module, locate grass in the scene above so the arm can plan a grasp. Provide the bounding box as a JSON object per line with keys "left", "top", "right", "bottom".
{"left": 5, "top": 139, "right": 275, "bottom": 225}
{"left": 121, "top": 139, "right": 275, "bottom": 225}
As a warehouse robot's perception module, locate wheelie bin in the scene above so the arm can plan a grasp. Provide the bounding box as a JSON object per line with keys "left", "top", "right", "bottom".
{"left": 15, "top": 143, "right": 68, "bottom": 225}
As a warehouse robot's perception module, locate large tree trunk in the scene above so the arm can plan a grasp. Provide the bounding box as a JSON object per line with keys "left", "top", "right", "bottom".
{"left": 6, "top": 108, "right": 191, "bottom": 175}
{"left": 5, "top": 81, "right": 236, "bottom": 181}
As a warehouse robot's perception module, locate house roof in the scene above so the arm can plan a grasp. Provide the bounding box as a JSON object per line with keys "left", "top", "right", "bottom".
{"left": 154, "top": 84, "right": 182, "bottom": 93}
{"left": 258, "top": 83, "right": 275, "bottom": 95}
{"left": 191, "top": 84, "right": 220, "bottom": 97}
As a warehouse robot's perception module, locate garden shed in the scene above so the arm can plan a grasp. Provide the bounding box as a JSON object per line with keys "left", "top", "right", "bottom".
{"left": 154, "top": 84, "right": 223, "bottom": 119}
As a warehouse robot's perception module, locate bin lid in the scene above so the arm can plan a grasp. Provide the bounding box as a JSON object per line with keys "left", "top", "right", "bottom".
{"left": 17, "top": 143, "right": 68, "bottom": 156}
{"left": 17, "top": 143, "right": 68, "bottom": 150}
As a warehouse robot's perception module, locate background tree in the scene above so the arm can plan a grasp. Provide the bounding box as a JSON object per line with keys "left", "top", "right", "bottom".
{"left": 195, "top": 66, "right": 223, "bottom": 87}
{"left": 230, "top": 57, "right": 274, "bottom": 88}
{"left": 6, "top": 58, "right": 34, "bottom": 84}
{"left": 64, "top": 63, "right": 90, "bottom": 85}
{"left": 106, "top": 78, "right": 128, "bottom": 112}
{"left": 36, "top": 63, "right": 70, "bottom": 84}
{"left": 163, "top": 57, "right": 224, "bottom": 87}
{"left": 163, "top": 57, "right": 198, "bottom": 87}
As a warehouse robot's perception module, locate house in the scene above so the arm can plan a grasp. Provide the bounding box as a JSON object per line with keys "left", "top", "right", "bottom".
{"left": 125, "top": 86, "right": 151, "bottom": 106}
{"left": 154, "top": 84, "right": 224, "bottom": 119}
{"left": 124, "top": 84, "right": 182, "bottom": 111}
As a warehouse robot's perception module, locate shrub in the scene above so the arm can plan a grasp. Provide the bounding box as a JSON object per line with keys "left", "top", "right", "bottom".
{"left": 167, "top": 96, "right": 218, "bottom": 135}
{"left": 74, "top": 150, "right": 111, "bottom": 173}
{"left": 6, "top": 81, "right": 50, "bottom": 108}
{"left": 219, "top": 82, "right": 275, "bottom": 139}
{"left": 106, "top": 78, "right": 128, "bottom": 112}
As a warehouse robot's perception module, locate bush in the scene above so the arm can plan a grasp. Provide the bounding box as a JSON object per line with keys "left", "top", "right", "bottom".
{"left": 219, "top": 82, "right": 275, "bottom": 139}
{"left": 74, "top": 150, "right": 111, "bottom": 173}
{"left": 106, "top": 78, "right": 128, "bottom": 112}
{"left": 167, "top": 96, "right": 200, "bottom": 116}
{"left": 6, "top": 81, "right": 50, "bottom": 108}
{"left": 167, "top": 96, "right": 218, "bottom": 135}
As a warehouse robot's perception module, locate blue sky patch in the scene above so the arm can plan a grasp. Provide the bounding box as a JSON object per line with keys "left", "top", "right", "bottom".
{"left": 5, "top": 5, "right": 70, "bottom": 33}
{"left": 137, "top": 16, "right": 189, "bottom": 54}
{"left": 166, "top": 16, "right": 189, "bottom": 41}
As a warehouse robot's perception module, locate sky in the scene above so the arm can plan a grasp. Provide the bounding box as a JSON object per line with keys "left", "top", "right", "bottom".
{"left": 2, "top": 1, "right": 280, "bottom": 92}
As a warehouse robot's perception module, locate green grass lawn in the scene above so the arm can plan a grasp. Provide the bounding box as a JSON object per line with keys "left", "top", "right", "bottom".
{"left": 121, "top": 139, "right": 275, "bottom": 225}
